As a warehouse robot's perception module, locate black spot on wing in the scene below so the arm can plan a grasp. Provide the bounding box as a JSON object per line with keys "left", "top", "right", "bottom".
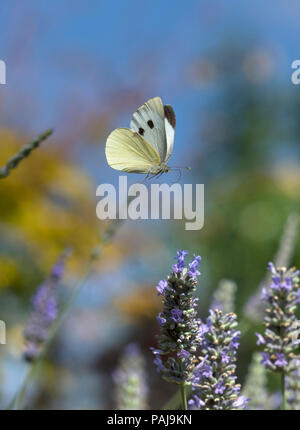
{"left": 147, "top": 120, "right": 154, "bottom": 129}
{"left": 138, "top": 127, "right": 145, "bottom": 136}
{"left": 164, "top": 105, "right": 176, "bottom": 129}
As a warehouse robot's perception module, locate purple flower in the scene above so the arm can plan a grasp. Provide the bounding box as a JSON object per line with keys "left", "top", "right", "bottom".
{"left": 150, "top": 347, "right": 163, "bottom": 355}
{"left": 255, "top": 332, "right": 265, "bottom": 346}
{"left": 274, "top": 353, "right": 288, "bottom": 368}
{"left": 157, "top": 313, "right": 166, "bottom": 326}
{"left": 230, "top": 332, "right": 240, "bottom": 349}
{"left": 187, "top": 255, "right": 201, "bottom": 279}
{"left": 261, "top": 287, "right": 271, "bottom": 301}
{"left": 233, "top": 396, "right": 249, "bottom": 409}
{"left": 171, "top": 308, "right": 183, "bottom": 323}
{"left": 154, "top": 356, "right": 165, "bottom": 373}
{"left": 261, "top": 352, "right": 272, "bottom": 367}
{"left": 268, "top": 263, "right": 299, "bottom": 291}
{"left": 188, "top": 395, "right": 205, "bottom": 409}
{"left": 32, "top": 285, "right": 58, "bottom": 324}
{"left": 267, "top": 262, "right": 276, "bottom": 275}
{"left": 201, "top": 364, "right": 213, "bottom": 379}
{"left": 215, "top": 381, "right": 226, "bottom": 394}
{"left": 172, "top": 250, "right": 188, "bottom": 274}
{"left": 198, "top": 322, "right": 210, "bottom": 336}
{"left": 156, "top": 280, "right": 167, "bottom": 296}
{"left": 221, "top": 351, "right": 230, "bottom": 364}
{"left": 195, "top": 358, "right": 213, "bottom": 380}
{"left": 177, "top": 349, "right": 190, "bottom": 360}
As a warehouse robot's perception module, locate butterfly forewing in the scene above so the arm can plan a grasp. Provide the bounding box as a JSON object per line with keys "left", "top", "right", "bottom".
{"left": 130, "top": 97, "right": 168, "bottom": 161}
{"left": 163, "top": 104, "right": 176, "bottom": 162}
{"left": 105, "top": 127, "right": 161, "bottom": 173}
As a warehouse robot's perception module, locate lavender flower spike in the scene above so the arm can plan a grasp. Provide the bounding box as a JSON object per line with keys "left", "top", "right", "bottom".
{"left": 151, "top": 250, "right": 202, "bottom": 386}
{"left": 286, "top": 358, "right": 300, "bottom": 410}
{"left": 256, "top": 263, "right": 300, "bottom": 374}
{"left": 242, "top": 352, "right": 272, "bottom": 410}
{"left": 113, "top": 343, "right": 148, "bottom": 410}
{"left": 190, "top": 309, "right": 248, "bottom": 410}
{"left": 23, "top": 251, "right": 69, "bottom": 361}
{"left": 211, "top": 279, "right": 237, "bottom": 313}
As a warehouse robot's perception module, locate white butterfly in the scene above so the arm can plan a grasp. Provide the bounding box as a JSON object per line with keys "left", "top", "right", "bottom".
{"left": 105, "top": 97, "right": 177, "bottom": 179}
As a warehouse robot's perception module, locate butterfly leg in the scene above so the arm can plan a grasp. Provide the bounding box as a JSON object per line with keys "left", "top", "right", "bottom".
{"left": 142, "top": 171, "right": 151, "bottom": 184}
{"left": 147, "top": 173, "right": 159, "bottom": 181}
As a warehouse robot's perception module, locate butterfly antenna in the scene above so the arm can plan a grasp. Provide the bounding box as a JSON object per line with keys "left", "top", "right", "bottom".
{"left": 170, "top": 166, "right": 191, "bottom": 171}
{"left": 178, "top": 169, "right": 182, "bottom": 182}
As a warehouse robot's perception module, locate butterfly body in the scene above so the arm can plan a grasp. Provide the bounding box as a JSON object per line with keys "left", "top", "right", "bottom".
{"left": 146, "top": 162, "right": 170, "bottom": 178}
{"left": 105, "top": 97, "right": 176, "bottom": 178}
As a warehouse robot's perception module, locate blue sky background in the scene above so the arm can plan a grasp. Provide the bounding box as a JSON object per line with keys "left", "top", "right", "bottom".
{"left": 1, "top": 1, "right": 300, "bottom": 163}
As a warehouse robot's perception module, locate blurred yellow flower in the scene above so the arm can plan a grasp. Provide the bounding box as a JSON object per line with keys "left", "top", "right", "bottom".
{"left": 114, "top": 285, "right": 162, "bottom": 321}
{"left": 0, "top": 129, "right": 107, "bottom": 291}
{"left": 0, "top": 256, "right": 19, "bottom": 287}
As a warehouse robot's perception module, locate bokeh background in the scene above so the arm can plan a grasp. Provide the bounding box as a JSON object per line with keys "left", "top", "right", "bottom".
{"left": 0, "top": 0, "right": 300, "bottom": 409}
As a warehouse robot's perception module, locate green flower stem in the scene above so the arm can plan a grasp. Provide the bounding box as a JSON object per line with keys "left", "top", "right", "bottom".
{"left": 180, "top": 383, "right": 188, "bottom": 410}
{"left": 164, "top": 359, "right": 191, "bottom": 411}
{"left": 0, "top": 129, "right": 53, "bottom": 179}
{"left": 177, "top": 360, "right": 188, "bottom": 410}
{"left": 162, "top": 385, "right": 192, "bottom": 410}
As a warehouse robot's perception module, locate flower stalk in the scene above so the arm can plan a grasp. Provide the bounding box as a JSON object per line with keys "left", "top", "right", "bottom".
{"left": 0, "top": 129, "right": 53, "bottom": 179}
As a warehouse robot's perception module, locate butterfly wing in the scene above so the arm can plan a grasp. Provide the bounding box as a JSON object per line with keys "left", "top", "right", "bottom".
{"left": 105, "top": 127, "right": 161, "bottom": 173}
{"left": 163, "top": 104, "right": 176, "bottom": 162}
{"left": 130, "top": 97, "right": 168, "bottom": 161}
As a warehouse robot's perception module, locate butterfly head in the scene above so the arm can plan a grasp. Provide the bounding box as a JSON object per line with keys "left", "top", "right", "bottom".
{"left": 162, "top": 165, "right": 170, "bottom": 173}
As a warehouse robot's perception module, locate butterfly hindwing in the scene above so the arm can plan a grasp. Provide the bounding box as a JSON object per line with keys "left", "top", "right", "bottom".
{"left": 130, "top": 97, "right": 167, "bottom": 161}
{"left": 105, "top": 127, "right": 161, "bottom": 173}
